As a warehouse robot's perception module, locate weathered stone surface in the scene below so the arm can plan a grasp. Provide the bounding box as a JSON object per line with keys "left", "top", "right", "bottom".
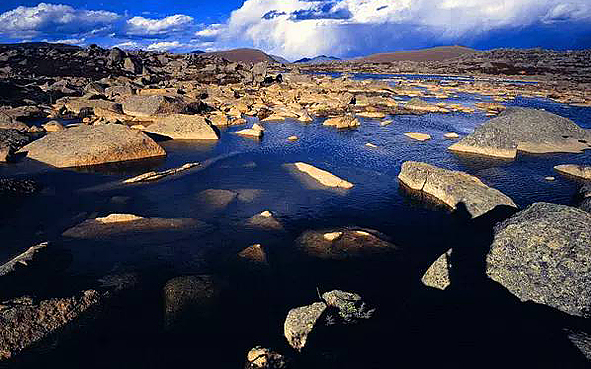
{"left": 238, "top": 244, "right": 267, "bottom": 265}
{"left": 554, "top": 164, "right": 591, "bottom": 180}
{"left": 486, "top": 203, "right": 591, "bottom": 317}
{"left": 163, "top": 275, "right": 224, "bottom": 330}
{"left": 20, "top": 124, "right": 165, "bottom": 168}
{"left": 0, "top": 242, "right": 48, "bottom": 277}
{"left": 62, "top": 213, "right": 201, "bottom": 238}
{"left": 297, "top": 228, "right": 397, "bottom": 260}
{"left": 246, "top": 211, "right": 283, "bottom": 230}
{"left": 63, "top": 98, "right": 123, "bottom": 115}
{"left": 284, "top": 302, "right": 327, "bottom": 351}
{"left": 448, "top": 108, "right": 591, "bottom": 158}
{"left": 565, "top": 329, "right": 591, "bottom": 361}
{"left": 236, "top": 123, "right": 263, "bottom": 138}
{"left": 323, "top": 115, "right": 360, "bottom": 129}
{"left": 0, "top": 290, "right": 102, "bottom": 360}
{"left": 42, "top": 120, "right": 64, "bottom": 132}
{"left": 122, "top": 95, "right": 189, "bottom": 117}
{"left": 0, "top": 129, "right": 35, "bottom": 161}
{"left": 144, "top": 114, "right": 219, "bottom": 140}
{"left": 404, "top": 132, "right": 431, "bottom": 141}
{"left": 398, "top": 161, "right": 517, "bottom": 218}
{"left": 421, "top": 249, "right": 452, "bottom": 290}
{"left": 123, "top": 162, "right": 199, "bottom": 183}
{"left": 290, "top": 162, "right": 354, "bottom": 189}
{"left": 245, "top": 346, "right": 290, "bottom": 369}
{"left": 405, "top": 98, "right": 449, "bottom": 113}
{"left": 0, "top": 112, "right": 28, "bottom": 131}
{"left": 321, "top": 290, "right": 375, "bottom": 324}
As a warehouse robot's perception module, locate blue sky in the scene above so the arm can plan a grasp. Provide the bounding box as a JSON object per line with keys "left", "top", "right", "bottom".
{"left": 0, "top": 1, "right": 590, "bottom": 61}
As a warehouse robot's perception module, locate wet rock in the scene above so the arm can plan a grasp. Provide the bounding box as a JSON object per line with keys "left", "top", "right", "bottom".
{"left": 297, "top": 228, "right": 398, "bottom": 260}
{"left": 287, "top": 136, "right": 298, "bottom": 141}
{"left": 486, "top": 203, "right": 591, "bottom": 317}
{"left": 236, "top": 124, "right": 264, "bottom": 138}
{"left": 246, "top": 211, "right": 283, "bottom": 230}
{"left": 421, "top": 249, "right": 452, "bottom": 290}
{"left": 62, "top": 213, "right": 202, "bottom": 238}
{"left": 20, "top": 124, "right": 165, "bottom": 168}
{"left": 123, "top": 162, "right": 199, "bottom": 183}
{"left": 323, "top": 115, "right": 359, "bottom": 129}
{"left": 289, "top": 162, "right": 354, "bottom": 189}
{"left": 398, "top": 161, "right": 517, "bottom": 218}
{"left": 554, "top": 164, "right": 591, "bottom": 180}
{"left": 196, "top": 189, "right": 237, "bottom": 211}
{"left": 144, "top": 114, "right": 219, "bottom": 140}
{"left": 163, "top": 275, "right": 224, "bottom": 331}
{"left": 0, "top": 290, "right": 102, "bottom": 360}
{"left": 122, "top": 95, "right": 189, "bottom": 117}
{"left": 444, "top": 132, "right": 460, "bottom": 139}
{"left": 245, "top": 346, "right": 290, "bottom": 369}
{"left": 238, "top": 244, "right": 267, "bottom": 265}
{"left": 404, "top": 132, "right": 431, "bottom": 141}
{"left": 448, "top": 108, "right": 591, "bottom": 158}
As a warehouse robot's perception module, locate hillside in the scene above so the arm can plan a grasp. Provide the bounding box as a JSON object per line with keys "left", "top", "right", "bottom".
{"left": 198, "top": 48, "right": 276, "bottom": 63}
{"left": 294, "top": 55, "right": 341, "bottom": 64}
{"left": 360, "top": 45, "right": 478, "bottom": 63}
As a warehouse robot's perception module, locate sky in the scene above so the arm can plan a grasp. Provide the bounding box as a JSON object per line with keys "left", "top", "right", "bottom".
{"left": 0, "top": 0, "right": 590, "bottom": 61}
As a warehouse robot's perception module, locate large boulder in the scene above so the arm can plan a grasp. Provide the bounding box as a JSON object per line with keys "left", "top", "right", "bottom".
{"left": 323, "top": 115, "right": 360, "bottom": 129}
{"left": 143, "top": 114, "right": 219, "bottom": 140}
{"left": 122, "top": 95, "right": 189, "bottom": 117}
{"left": 448, "top": 108, "right": 591, "bottom": 158}
{"left": 20, "top": 124, "right": 165, "bottom": 168}
{"left": 398, "top": 161, "right": 517, "bottom": 218}
{"left": 0, "top": 129, "right": 35, "bottom": 162}
{"left": 486, "top": 203, "right": 591, "bottom": 317}
{"left": 554, "top": 164, "right": 591, "bottom": 180}
{"left": 0, "top": 112, "right": 28, "bottom": 131}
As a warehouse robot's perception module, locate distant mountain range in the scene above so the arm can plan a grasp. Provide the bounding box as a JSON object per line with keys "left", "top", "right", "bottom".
{"left": 293, "top": 55, "right": 341, "bottom": 64}
{"left": 358, "top": 45, "right": 477, "bottom": 63}
{"left": 197, "top": 48, "right": 276, "bottom": 63}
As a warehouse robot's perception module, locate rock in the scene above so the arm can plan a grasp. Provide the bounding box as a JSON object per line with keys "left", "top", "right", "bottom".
{"left": 365, "top": 142, "right": 378, "bottom": 148}
{"left": 105, "top": 85, "right": 135, "bottom": 98}
{"left": 323, "top": 115, "right": 360, "bottom": 129}
{"left": 297, "top": 228, "right": 398, "bottom": 260}
{"left": 554, "top": 164, "right": 591, "bottom": 180}
{"left": 108, "top": 47, "right": 125, "bottom": 64}
{"left": 287, "top": 136, "right": 298, "bottom": 141}
{"left": 398, "top": 161, "right": 517, "bottom": 218}
{"left": 565, "top": 329, "right": 591, "bottom": 361}
{"left": 486, "top": 203, "right": 591, "bottom": 317}
{"left": 0, "top": 242, "right": 48, "bottom": 277}
{"left": 247, "top": 211, "right": 283, "bottom": 230}
{"left": 444, "top": 132, "right": 460, "bottom": 139}
{"left": 20, "top": 124, "right": 165, "bottom": 168}
{"left": 284, "top": 302, "right": 327, "bottom": 351}
{"left": 545, "top": 176, "right": 556, "bottom": 181}
{"left": 0, "top": 290, "right": 102, "bottom": 360}
{"left": 421, "top": 249, "right": 452, "bottom": 290}
{"left": 356, "top": 111, "right": 386, "bottom": 119}
{"left": 0, "top": 129, "right": 35, "bottom": 161}
{"left": 63, "top": 98, "right": 123, "bottom": 115}
{"left": 122, "top": 95, "right": 189, "bottom": 117}
{"left": 62, "top": 214, "right": 201, "bottom": 238}
{"left": 236, "top": 124, "right": 264, "bottom": 138}
{"left": 238, "top": 244, "right": 267, "bottom": 265}
{"left": 196, "top": 189, "right": 237, "bottom": 211}
{"left": 448, "top": 107, "right": 591, "bottom": 158}
{"left": 404, "top": 132, "right": 431, "bottom": 141}
{"left": 123, "top": 162, "right": 199, "bottom": 183}
{"left": 321, "top": 290, "right": 375, "bottom": 324}
{"left": 144, "top": 114, "right": 219, "bottom": 140}
{"left": 380, "top": 120, "right": 393, "bottom": 126}
{"left": 0, "top": 178, "right": 38, "bottom": 195}
{"left": 163, "top": 275, "right": 224, "bottom": 330}
{"left": 42, "top": 120, "right": 64, "bottom": 132}
{"left": 0, "top": 112, "right": 28, "bottom": 131}
{"left": 123, "top": 57, "right": 141, "bottom": 74}
{"left": 245, "top": 346, "right": 290, "bottom": 369}
{"left": 290, "top": 162, "right": 354, "bottom": 189}
{"left": 405, "top": 98, "right": 448, "bottom": 113}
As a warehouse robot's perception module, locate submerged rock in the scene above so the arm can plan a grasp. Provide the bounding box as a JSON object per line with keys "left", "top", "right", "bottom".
{"left": 20, "top": 124, "right": 165, "bottom": 168}
{"left": 486, "top": 203, "right": 591, "bottom": 317}
{"left": 0, "top": 178, "right": 38, "bottom": 196}
{"left": 398, "top": 161, "right": 517, "bottom": 218}
{"left": 144, "top": 114, "right": 219, "bottom": 140}
{"left": 196, "top": 189, "right": 238, "bottom": 211}
{"left": 297, "top": 228, "right": 397, "bottom": 260}
{"left": 448, "top": 107, "right": 591, "bottom": 158}
{"left": 289, "top": 162, "right": 354, "bottom": 189}
{"left": 421, "top": 249, "right": 453, "bottom": 290}
{"left": 554, "top": 164, "right": 591, "bottom": 180}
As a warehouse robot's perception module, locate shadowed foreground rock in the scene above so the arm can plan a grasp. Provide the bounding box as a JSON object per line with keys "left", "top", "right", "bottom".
{"left": 398, "top": 161, "right": 517, "bottom": 218}
{"left": 20, "top": 124, "right": 166, "bottom": 168}
{"left": 448, "top": 107, "right": 591, "bottom": 158}
{"left": 421, "top": 248, "right": 453, "bottom": 290}
{"left": 486, "top": 203, "right": 591, "bottom": 317}
{"left": 245, "top": 346, "right": 290, "bottom": 369}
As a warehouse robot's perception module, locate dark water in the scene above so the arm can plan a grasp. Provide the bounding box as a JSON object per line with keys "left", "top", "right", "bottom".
{"left": 1, "top": 76, "right": 590, "bottom": 368}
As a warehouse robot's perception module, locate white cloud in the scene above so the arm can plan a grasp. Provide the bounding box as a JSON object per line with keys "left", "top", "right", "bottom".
{"left": 195, "top": 23, "right": 225, "bottom": 39}
{"left": 112, "top": 41, "right": 141, "bottom": 49}
{"left": 126, "top": 14, "right": 194, "bottom": 36}
{"left": 53, "top": 37, "right": 86, "bottom": 45}
{"left": 0, "top": 3, "right": 119, "bottom": 38}
{"left": 146, "top": 40, "right": 184, "bottom": 51}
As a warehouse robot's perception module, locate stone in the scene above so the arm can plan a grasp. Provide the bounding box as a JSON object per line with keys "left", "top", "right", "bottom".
{"left": 63, "top": 98, "right": 123, "bottom": 115}
{"left": 245, "top": 346, "right": 290, "bottom": 369}
{"left": 486, "top": 203, "right": 591, "bottom": 317}
{"left": 247, "top": 211, "right": 283, "bottom": 230}
{"left": 0, "top": 129, "right": 34, "bottom": 162}
{"left": 0, "top": 178, "right": 38, "bottom": 195}
{"left": 365, "top": 142, "right": 378, "bottom": 148}
{"left": 287, "top": 136, "right": 298, "bottom": 141}
{"left": 444, "top": 132, "right": 460, "bottom": 139}
{"left": 405, "top": 132, "right": 431, "bottom": 141}
{"left": 284, "top": 302, "right": 327, "bottom": 351}
{"left": 122, "top": 95, "right": 189, "bottom": 117}
{"left": 321, "top": 290, "right": 375, "bottom": 324}
{"left": 290, "top": 162, "right": 354, "bottom": 189}
{"left": 448, "top": 108, "right": 591, "bottom": 158}
{"left": 0, "top": 112, "right": 28, "bottom": 131}
{"left": 123, "top": 162, "right": 199, "bottom": 183}
{"left": 565, "top": 329, "right": 591, "bottom": 361}
{"left": 405, "top": 98, "right": 448, "bottom": 113}
{"left": 398, "top": 161, "right": 517, "bottom": 218}
{"left": 297, "top": 228, "right": 398, "bottom": 260}
{"left": 163, "top": 275, "right": 224, "bottom": 330}
{"left": 42, "top": 120, "right": 64, "bottom": 132}
{"left": 196, "top": 189, "right": 237, "bottom": 210}
{"left": 144, "top": 114, "right": 219, "bottom": 140}
{"left": 380, "top": 120, "right": 393, "bottom": 127}
{"left": 62, "top": 214, "right": 201, "bottom": 238}
{"left": 236, "top": 124, "right": 264, "bottom": 138}
{"left": 554, "top": 164, "right": 591, "bottom": 180}
{"left": 0, "top": 242, "right": 48, "bottom": 277}
{"left": 0, "top": 290, "right": 102, "bottom": 360}
{"left": 238, "top": 244, "right": 267, "bottom": 264}
{"left": 323, "top": 115, "right": 360, "bottom": 129}
{"left": 421, "top": 249, "right": 452, "bottom": 290}
{"left": 20, "top": 124, "right": 166, "bottom": 168}
{"left": 356, "top": 111, "right": 386, "bottom": 119}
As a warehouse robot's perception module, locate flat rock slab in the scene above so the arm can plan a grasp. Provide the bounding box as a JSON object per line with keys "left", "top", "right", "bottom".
{"left": 398, "top": 161, "right": 517, "bottom": 218}
{"left": 144, "top": 114, "right": 219, "bottom": 140}
{"left": 289, "top": 162, "right": 354, "bottom": 189}
{"left": 62, "top": 213, "right": 204, "bottom": 238}
{"left": 122, "top": 95, "right": 189, "bottom": 117}
{"left": 405, "top": 132, "right": 431, "bottom": 141}
{"left": 19, "top": 124, "right": 166, "bottom": 168}
{"left": 486, "top": 203, "right": 591, "bottom": 317}
{"left": 448, "top": 107, "right": 591, "bottom": 158}
{"left": 554, "top": 164, "right": 591, "bottom": 180}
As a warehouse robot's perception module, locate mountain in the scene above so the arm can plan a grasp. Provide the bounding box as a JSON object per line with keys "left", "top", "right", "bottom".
{"left": 359, "top": 46, "right": 478, "bottom": 63}
{"left": 269, "top": 54, "right": 290, "bottom": 64}
{"left": 0, "top": 42, "right": 82, "bottom": 51}
{"left": 190, "top": 50, "right": 205, "bottom": 54}
{"left": 293, "top": 55, "right": 341, "bottom": 64}
{"left": 197, "top": 48, "right": 276, "bottom": 63}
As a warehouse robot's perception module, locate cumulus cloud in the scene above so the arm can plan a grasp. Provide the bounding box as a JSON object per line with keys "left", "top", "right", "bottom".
{"left": 212, "top": 0, "right": 591, "bottom": 59}
{"left": 195, "top": 24, "right": 225, "bottom": 39}
{"left": 0, "top": 3, "right": 119, "bottom": 39}
{"left": 146, "top": 41, "right": 185, "bottom": 51}
{"left": 126, "top": 14, "right": 194, "bottom": 36}
{"left": 112, "top": 41, "right": 141, "bottom": 50}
